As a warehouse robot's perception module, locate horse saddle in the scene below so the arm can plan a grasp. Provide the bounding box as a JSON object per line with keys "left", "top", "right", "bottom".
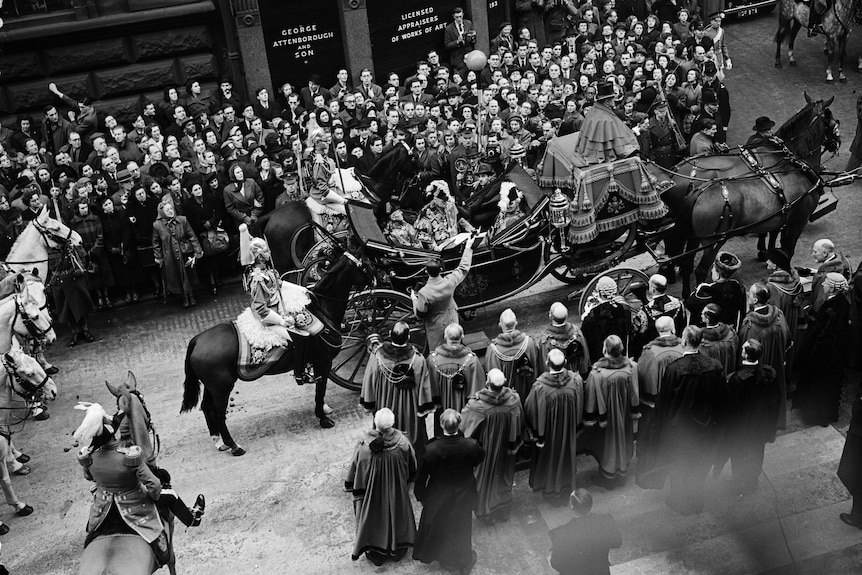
{"left": 234, "top": 309, "right": 289, "bottom": 381}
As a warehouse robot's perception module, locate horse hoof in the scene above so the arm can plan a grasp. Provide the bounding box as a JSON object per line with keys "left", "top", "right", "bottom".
{"left": 775, "top": 62, "right": 783, "bottom": 69}
{"left": 757, "top": 250, "right": 768, "bottom": 262}
{"left": 789, "top": 61, "right": 797, "bottom": 67}
{"left": 230, "top": 446, "right": 246, "bottom": 456}
{"left": 319, "top": 416, "right": 335, "bottom": 429}
{"left": 322, "top": 403, "right": 334, "bottom": 415}
{"left": 840, "top": 76, "right": 848, "bottom": 83}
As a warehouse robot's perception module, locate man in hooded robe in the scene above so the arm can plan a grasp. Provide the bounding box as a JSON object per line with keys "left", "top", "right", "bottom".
{"left": 413, "top": 409, "right": 484, "bottom": 573}
{"left": 538, "top": 302, "right": 590, "bottom": 380}
{"left": 485, "top": 308, "right": 541, "bottom": 406}
{"left": 582, "top": 336, "right": 640, "bottom": 489}
{"left": 427, "top": 323, "right": 485, "bottom": 437}
{"left": 738, "top": 283, "right": 790, "bottom": 429}
{"left": 764, "top": 248, "right": 804, "bottom": 383}
{"left": 525, "top": 349, "right": 585, "bottom": 504}
{"left": 345, "top": 408, "right": 417, "bottom": 566}
{"left": 699, "top": 303, "right": 738, "bottom": 376}
{"left": 361, "top": 322, "right": 435, "bottom": 458}
{"left": 651, "top": 326, "right": 729, "bottom": 515}
{"left": 460, "top": 369, "right": 525, "bottom": 524}
{"left": 635, "top": 317, "right": 684, "bottom": 489}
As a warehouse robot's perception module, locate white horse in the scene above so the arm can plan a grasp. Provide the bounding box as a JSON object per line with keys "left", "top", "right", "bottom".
{"left": 5, "top": 205, "right": 82, "bottom": 281}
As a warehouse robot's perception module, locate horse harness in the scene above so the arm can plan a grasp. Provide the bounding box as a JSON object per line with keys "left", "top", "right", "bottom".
{"left": 1, "top": 354, "right": 50, "bottom": 403}
{"left": 683, "top": 138, "right": 821, "bottom": 240}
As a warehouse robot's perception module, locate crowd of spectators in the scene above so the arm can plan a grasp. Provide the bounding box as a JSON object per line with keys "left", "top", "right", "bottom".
{"left": 0, "top": 1, "right": 736, "bottom": 337}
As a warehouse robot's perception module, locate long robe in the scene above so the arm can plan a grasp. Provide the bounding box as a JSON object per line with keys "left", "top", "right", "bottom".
{"left": 413, "top": 434, "right": 484, "bottom": 569}
{"left": 766, "top": 270, "right": 804, "bottom": 378}
{"left": 838, "top": 395, "right": 862, "bottom": 497}
{"left": 524, "top": 370, "right": 584, "bottom": 498}
{"left": 810, "top": 252, "right": 852, "bottom": 314}
{"left": 360, "top": 344, "right": 435, "bottom": 457}
{"left": 427, "top": 343, "right": 485, "bottom": 437}
{"left": 727, "top": 363, "right": 780, "bottom": 494}
{"left": 345, "top": 427, "right": 417, "bottom": 561}
{"left": 699, "top": 322, "right": 737, "bottom": 376}
{"left": 485, "top": 330, "right": 540, "bottom": 406}
{"left": 650, "top": 352, "right": 729, "bottom": 515}
{"left": 537, "top": 322, "right": 591, "bottom": 379}
{"left": 635, "top": 336, "right": 684, "bottom": 489}
{"left": 574, "top": 100, "right": 640, "bottom": 163}
{"left": 461, "top": 387, "right": 525, "bottom": 520}
{"left": 411, "top": 246, "right": 472, "bottom": 350}
{"left": 738, "top": 304, "right": 790, "bottom": 429}
{"left": 582, "top": 357, "right": 639, "bottom": 479}
{"left": 581, "top": 299, "right": 632, "bottom": 363}
{"left": 794, "top": 294, "right": 851, "bottom": 423}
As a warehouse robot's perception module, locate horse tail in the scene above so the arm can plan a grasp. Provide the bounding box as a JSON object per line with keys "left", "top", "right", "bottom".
{"left": 181, "top": 336, "right": 201, "bottom": 413}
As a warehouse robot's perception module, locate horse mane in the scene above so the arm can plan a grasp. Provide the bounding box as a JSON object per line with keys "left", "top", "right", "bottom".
{"left": 776, "top": 102, "right": 825, "bottom": 160}
{"left": 367, "top": 144, "right": 410, "bottom": 180}
{"left": 6, "top": 221, "right": 41, "bottom": 262}
{"left": 310, "top": 252, "right": 353, "bottom": 295}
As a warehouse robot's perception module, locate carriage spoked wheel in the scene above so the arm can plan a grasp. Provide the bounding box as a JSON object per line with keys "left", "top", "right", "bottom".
{"left": 577, "top": 267, "right": 651, "bottom": 318}
{"left": 550, "top": 223, "right": 639, "bottom": 285}
{"left": 295, "top": 230, "right": 351, "bottom": 286}
{"left": 330, "top": 289, "right": 428, "bottom": 392}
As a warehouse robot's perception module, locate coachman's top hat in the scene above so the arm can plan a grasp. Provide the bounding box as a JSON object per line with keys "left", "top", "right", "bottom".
{"left": 595, "top": 81, "right": 615, "bottom": 101}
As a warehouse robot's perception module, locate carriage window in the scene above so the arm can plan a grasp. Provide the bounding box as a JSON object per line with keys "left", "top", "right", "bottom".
{"left": 0, "top": 0, "right": 72, "bottom": 17}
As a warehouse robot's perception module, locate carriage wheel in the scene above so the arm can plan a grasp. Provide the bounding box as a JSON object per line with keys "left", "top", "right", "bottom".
{"left": 298, "top": 256, "right": 336, "bottom": 287}
{"left": 329, "top": 289, "right": 427, "bottom": 392}
{"left": 290, "top": 225, "right": 350, "bottom": 268}
{"left": 550, "top": 223, "right": 638, "bottom": 285}
{"left": 576, "top": 268, "right": 651, "bottom": 318}
{"left": 549, "top": 258, "right": 589, "bottom": 285}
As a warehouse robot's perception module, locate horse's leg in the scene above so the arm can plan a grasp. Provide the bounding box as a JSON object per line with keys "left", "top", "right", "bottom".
{"left": 776, "top": 17, "right": 789, "bottom": 67}
{"left": 200, "top": 390, "right": 229, "bottom": 451}
{"left": 838, "top": 32, "right": 848, "bottom": 82}
{"left": 825, "top": 35, "right": 836, "bottom": 82}
{"left": 212, "top": 391, "right": 245, "bottom": 456}
{"left": 678, "top": 239, "right": 699, "bottom": 298}
{"left": 756, "top": 234, "right": 768, "bottom": 260}
{"left": 314, "top": 353, "right": 335, "bottom": 429}
{"left": 788, "top": 20, "right": 801, "bottom": 66}
{"left": 695, "top": 240, "right": 725, "bottom": 286}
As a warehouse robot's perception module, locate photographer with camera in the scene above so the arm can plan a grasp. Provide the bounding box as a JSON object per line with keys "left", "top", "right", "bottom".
{"left": 444, "top": 7, "right": 478, "bottom": 78}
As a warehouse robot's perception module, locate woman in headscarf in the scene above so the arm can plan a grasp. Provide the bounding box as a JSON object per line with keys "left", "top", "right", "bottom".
{"left": 152, "top": 199, "right": 202, "bottom": 308}
{"left": 100, "top": 197, "right": 141, "bottom": 304}
{"left": 222, "top": 162, "right": 264, "bottom": 229}
{"left": 183, "top": 181, "right": 224, "bottom": 295}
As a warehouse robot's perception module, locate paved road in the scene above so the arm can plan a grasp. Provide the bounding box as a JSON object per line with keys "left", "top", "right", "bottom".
{"left": 5, "top": 12, "right": 862, "bottom": 575}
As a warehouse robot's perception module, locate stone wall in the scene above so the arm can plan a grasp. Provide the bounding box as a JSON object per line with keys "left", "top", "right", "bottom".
{"left": 0, "top": 1, "right": 226, "bottom": 127}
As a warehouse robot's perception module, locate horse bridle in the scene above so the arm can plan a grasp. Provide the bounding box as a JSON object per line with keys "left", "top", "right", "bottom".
{"left": 4, "top": 218, "right": 75, "bottom": 268}
{"left": 1, "top": 354, "right": 50, "bottom": 403}
{"left": 13, "top": 293, "right": 53, "bottom": 340}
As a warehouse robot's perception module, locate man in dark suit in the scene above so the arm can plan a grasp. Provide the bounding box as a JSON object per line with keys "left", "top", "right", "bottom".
{"left": 400, "top": 79, "right": 434, "bottom": 107}
{"left": 300, "top": 74, "right": 329, "bottom": 112}
{"left": 549, "top": 489, "right": 622, "bottom": 575}
{"left": 444, "top": 7, "right": 477, "bottom": 77}
{"left": 413, "top": 409, "right": 484, "bottom": 574}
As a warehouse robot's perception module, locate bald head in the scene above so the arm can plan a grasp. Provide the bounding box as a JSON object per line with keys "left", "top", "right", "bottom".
{"left": 547, "top": 348, "right": 566, "bottom": 370}
{"left": 814, "top": 238, "right": 834, "bottom": 252}
{"left": 500, "top": 308, "right": 517, "bottom": 330}
{"left": 444, "top": 323, "right": 463, "bottom": 343}
{"left": 374, "top": 407, "right": 395, "bottom": 430}
{"left": 487, "top": 368, "right": 506, "bottom": 388}
{"left": 655, "top": 316, "right": 675, "bottom": 335}
{"left": 549, "top": 302, "right": 568, "bottom": 324}
{"left": 391, "top": 321, "right": 410, "bottom": 346}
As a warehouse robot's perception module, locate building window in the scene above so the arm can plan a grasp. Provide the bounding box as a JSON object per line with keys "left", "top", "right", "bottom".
{"left": 0, "top": 0, "right": 73, "bottom": 18}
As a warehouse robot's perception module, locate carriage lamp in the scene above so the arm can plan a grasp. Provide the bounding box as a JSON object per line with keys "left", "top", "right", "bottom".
{"left": 549, "top": 188, "right": 571, "bottom": 252}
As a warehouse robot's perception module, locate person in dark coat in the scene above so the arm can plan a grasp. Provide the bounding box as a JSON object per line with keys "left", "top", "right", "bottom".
{"left": 650, "top": 326, "right": 729, "bottom": 515}
{"left": 549, "top": 489, "right": 622, "bottom": 575}
{"left": 183, "top": 181, "right": 224, "bottom": 295}
{"left": 413, "top": 409, "right": 484, "bottom": 574}
{"left": 99, "top": 197, "right": 141, "bottom": 304}
{"left": 444, "top": 8, "right": 477, "bottom": 77}
{"left": 70, "top": 200, "right": 111, "bottom": 310}
{"left": 838, "top": 393, "right": 862, "bottom": 528}
{"left": 727, "top": 339, "right": 781, "bottom": 495}
{"left": 845, "top": 93, "right": 862, "bottom": 172}
{"left": 152, "top": 199, "right": 202, "bottom": 308}
{"left": 794, "top": 273, "right": 852, "bottom": 426}
{"left": 685, "top": 250, "right": 746, "bottom": 330}
{"left": 50, "top": 241, "right": 96, "bottom": 347}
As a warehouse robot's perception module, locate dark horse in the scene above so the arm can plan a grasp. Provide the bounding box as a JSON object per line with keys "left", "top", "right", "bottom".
{"left": 180, "top": 248, "right": 371, "bottom": 455}
{"left": 363, "top": 143, "right": 421, "bottom": 215}
{"left": 775, "top": 0, "right": 860, "bottom": 82}
{"left": 650, "top": 94, "right": 840, "bottom": 297}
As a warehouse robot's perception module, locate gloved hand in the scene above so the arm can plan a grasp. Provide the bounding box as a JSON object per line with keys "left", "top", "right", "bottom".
{"left": 726, "top": 59, "right": 733, "bottom": 71}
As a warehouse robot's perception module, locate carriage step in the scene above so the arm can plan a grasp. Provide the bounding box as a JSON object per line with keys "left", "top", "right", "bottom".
{"left": 463, "top": 331, "right": 491, "bottom": 356}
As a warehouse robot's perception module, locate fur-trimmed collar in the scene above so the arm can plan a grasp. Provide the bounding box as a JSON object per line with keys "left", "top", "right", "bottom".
{"left": 366, "top": 427, "right": 404, "bottom": 452}
{"left": 542, "top": 322, "right": 578, "bottom": 340}
{"left": 744, "top": 304, "right": 781, "bottom": 327}
{"left": 702, "top": 323, "right": 733, "bottom": 341}
{"left": 379, "top": 343, "right": 415, "bottom": 362}
{"left": 536, "top": 370, "right": 577, "bottom": 388}
{"left": 767, "top": 270, "right": 803, "bottom": 295}
{"left": 476, "top": 386, "right": 515, "bottom": 405}
{"left": 433, "top": 343, "right": 472, "bottom": 359}
{"left": 493, "top": 330, "right": 526, "bottom": 346}
{"left": 645, "top": 335, "right": 682, "bottom": 348}
{"left": 593, "top": 356, "right": 632, "bottom": 370}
